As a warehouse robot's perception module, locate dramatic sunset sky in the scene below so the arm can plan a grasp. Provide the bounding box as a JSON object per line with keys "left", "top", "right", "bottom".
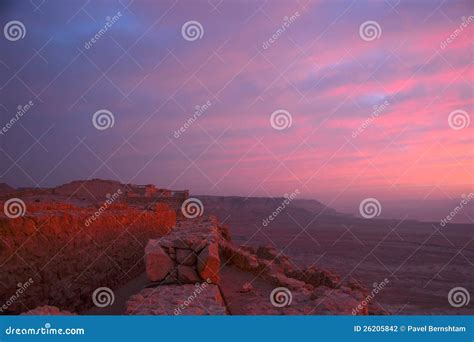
{"left": 0, "top": 0, "right": 472, "bottom": 220}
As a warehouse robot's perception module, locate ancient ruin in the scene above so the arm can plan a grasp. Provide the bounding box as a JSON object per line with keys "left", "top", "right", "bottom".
{"left": 0, "top": 180, "right": 386, "bottom": 316}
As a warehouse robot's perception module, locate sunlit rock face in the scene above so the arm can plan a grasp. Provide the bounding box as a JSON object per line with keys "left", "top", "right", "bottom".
{"left": 145, "top": 216, "right": 227, "bottom": 285}
{"left": 0, "top": 201, "right": 176, "bottom": 313}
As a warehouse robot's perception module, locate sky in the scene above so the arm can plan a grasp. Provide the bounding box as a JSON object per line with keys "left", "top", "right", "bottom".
{"left": 0, "top": 0, "right": 473, "bottom": 221}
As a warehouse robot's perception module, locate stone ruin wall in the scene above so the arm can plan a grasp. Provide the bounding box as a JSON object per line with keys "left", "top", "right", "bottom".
{"left": 144, "top": 216, "right": 227, "bottom": 286}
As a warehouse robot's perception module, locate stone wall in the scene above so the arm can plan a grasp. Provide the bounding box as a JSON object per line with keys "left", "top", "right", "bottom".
{"left": 145, "top": 216, "right": 229, "bottom": 285}
{"left": 0, "top": 202, "right": 176, "bottom": 314}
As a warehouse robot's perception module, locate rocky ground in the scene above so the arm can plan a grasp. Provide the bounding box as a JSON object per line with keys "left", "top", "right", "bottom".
{"left": 15, "top": 213, "right": 382, "bottom": 316}
{"left": 103, "top": 216, "right": 384, "bottom": 315}
{"left": 127, "top": 285, "right": 227, "bottom": 315}
{"left": 205, "top": 199, "right": 474, "bottom": 315}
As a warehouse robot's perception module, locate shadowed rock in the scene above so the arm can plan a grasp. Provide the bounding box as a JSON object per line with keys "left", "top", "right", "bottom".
{"left": 197, "top": 243, "right": 221, "bottom": 283}
{"left": 176, "top": 249, "right": 197, "bottom": 266}
{"left": 178, "top": 265, "right": 200, "bottom": 283}
{"left": 145, "top": 241, "right": 174, "bottom": 282}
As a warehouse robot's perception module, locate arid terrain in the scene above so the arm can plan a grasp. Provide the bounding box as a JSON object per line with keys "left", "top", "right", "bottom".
{"left": 1, "top": 180, "right": 472, "bottom": 315}
{"left": 201, "top": 196, "right": 474, "bottom": 315}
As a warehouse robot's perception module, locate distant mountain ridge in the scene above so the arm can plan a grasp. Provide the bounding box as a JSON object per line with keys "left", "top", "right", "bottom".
{"left": 198, "top": 195, "right": 344, "bottom": 217}
{"left": 0, "top": 183, "right": 15, "bottom": 195}
{"left": 0, "top": 179, "right": 344, "bottom": 218}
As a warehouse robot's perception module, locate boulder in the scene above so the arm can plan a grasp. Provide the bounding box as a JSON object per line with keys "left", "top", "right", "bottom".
{"left": 145, "top": 240, "right": 174, "bottom": 282}
{"left": 164, "top": 269, "right": 178, "bottom": 283}
{"left": 197, "top": 243, "right": 220, "bottom": 283}
{"left": 176, "top": 249, "right": 197, "bottom": 266}
{"left": 177, "top": 265, "right": 200, "bottom": 283}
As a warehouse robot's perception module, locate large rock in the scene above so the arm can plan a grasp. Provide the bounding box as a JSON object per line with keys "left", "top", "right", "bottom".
{"left": 220, "top": 242, "right": 259, "bottom": 271}
{"left": 145, "top": 240, "right": 174, "bottom": 282}
{"left": 197, "top": 243, "right": 220, "bottom": 283}
{"left": 177, "top": 265, "right": 200, "bottom": 283}
{"left": 176, "top": 249, "right": 197, "bottom": 266}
